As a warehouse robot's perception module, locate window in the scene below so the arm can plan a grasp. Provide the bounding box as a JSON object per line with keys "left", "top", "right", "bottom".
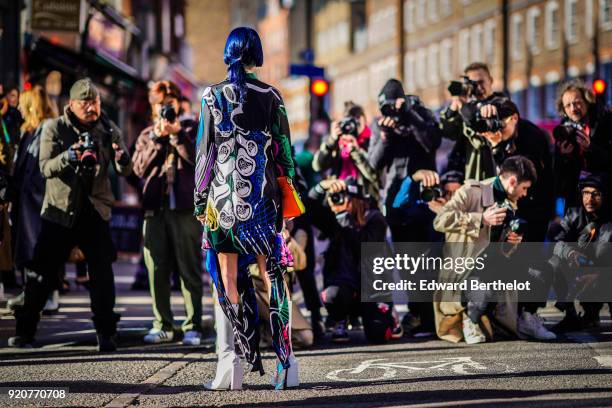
{"left": 405, "top": 52, "right": 416, "bottom": 92}
{"left": 427, "top": 0, "right": 438, "bottom": 22}
{"left": 428, "top": 44, "right": 439, "bottom": 85}
{"left": 565, "top": 0, "right": 578, "bottom": 43}
{"left": 416, "top": 0, "right": 426, "bottom": 27}
{"left": 484, "top": 19, "right": 496, "bottom": 63}
{"left": 586, "top": 0, "right": 594, "bottom": 38}
{"left": 527, "top": 7, "right": 541, "bottom": 54}
{"left": 440, "top": 0, "right": 452, "bottom": 17}
{"left": 546, "top": 1, "right": 559, "bottom": 49}
{"left": 440, "top": 39, "right": 453, "bottom": 80}
{"left": 512, "top": 13, "right": 523, "bottom": 60}
{"left": 471, "top": 24, "right": 483, "bottom": 62}
{"left": 458, "top": 29, "right": 470, "bottom": 71}
{"left": 416, "top": 48, "right": 427, "bottom": 90}
{"left": 404, "top": 0, "right": 415, "bottom": 33}
{"left": 600, "top": 0, "right": 612, "bottom": 30}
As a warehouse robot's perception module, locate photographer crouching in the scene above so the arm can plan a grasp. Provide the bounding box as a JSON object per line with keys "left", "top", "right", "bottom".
{"left": 433, "top": 156, "right": 556, "bottom": 343}
{"left": 309, "top": 177, "right": 397, "bottom": 344}
{"left": 9, "top": 78, "right": 132, "bottom": 351}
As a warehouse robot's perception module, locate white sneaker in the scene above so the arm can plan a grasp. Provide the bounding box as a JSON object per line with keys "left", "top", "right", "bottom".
{"left": 43, "top": 290, "right": 59, "bottom": 313}
{"left": 143, "top": 328, "right": 174, "bottom": 344}
{"left": 0, "top": 282, "right": 4, "bottom": 302}
{"left": 462, "top": 317, "right": 486, "bottom": 344}
{"left": 7, "top": 291, "right": 25, "bottom": 310}
{"left": 518, "top": 311, "right": 556, "bottom": 341}
{"left": 182, "top": 330, "right": 201, "bottom": 346}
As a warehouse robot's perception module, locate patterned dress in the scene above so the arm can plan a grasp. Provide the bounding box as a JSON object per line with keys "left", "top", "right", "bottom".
{"left": 194, "top": 74, "right": 295, "bottom": 374}
{"left": 194, "top": 74, "right": 295, "bottom": 254}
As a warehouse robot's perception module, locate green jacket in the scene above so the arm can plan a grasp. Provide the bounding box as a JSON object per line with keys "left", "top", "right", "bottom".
{"left": 39, "top": 106, "right": 132, "bottom": 227}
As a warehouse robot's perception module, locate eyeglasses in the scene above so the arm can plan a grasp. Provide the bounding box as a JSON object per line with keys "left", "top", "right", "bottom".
{"left": 582, "top": 190, "right": 602, "bottom": 199}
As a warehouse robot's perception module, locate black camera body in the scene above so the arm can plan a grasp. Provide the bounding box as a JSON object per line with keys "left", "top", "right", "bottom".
{"left": 419, "top": 183, "right": 443, "bottom": 202}
{"left": 159, "top": 104, "right": 177, "bottom": 122}
{"left": 77, "top": 132, "right": 98, "bottom": 172}
{"left": 460, "top": 102, "right": 506, "bottom": 134}
{"left": 498, "top": 201, "right": 528, "bottom": 236}
{"left": 338, "top": 116, "right": 359, "bottom": 137}
{"left": 556, "top": 121, "right": 584, "bottom": 146}
{"left": 448, "top": 76, "right": 483, "bottom": 99}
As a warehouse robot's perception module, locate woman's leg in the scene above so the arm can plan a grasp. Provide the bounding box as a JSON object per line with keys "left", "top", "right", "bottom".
{"left": 217, "top": 253, "right": 239, "bottom": 304}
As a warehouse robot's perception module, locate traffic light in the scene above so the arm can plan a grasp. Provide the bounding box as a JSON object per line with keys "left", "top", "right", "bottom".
{"left": 310, "top": 78, "right": 329, "bottom": 124}
{"left": 593, "top": 79, "right": 607, "bottom": 105}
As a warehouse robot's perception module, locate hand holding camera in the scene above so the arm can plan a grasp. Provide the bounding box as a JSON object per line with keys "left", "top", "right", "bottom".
{"left": 483, "top": 203, "right": 507, "bottom": 227}
{"left": 154, "top": 104, "right": 181, "bottom": 138}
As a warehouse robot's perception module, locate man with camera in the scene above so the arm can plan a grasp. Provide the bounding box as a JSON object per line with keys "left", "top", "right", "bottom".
{"left": 440, "top": 63, "right": 506, "bottom": 178}
{"left": 314, "top": 102, "right": 379, "bottom": 202}
{"left": 547, "top": 173, "right": 612, "bottom": 332}
{"left": 8, "top": 78, "right": 132, "bottom": 351}
{"left": 433, "top": 156, "right": 556, "bottom": 343}
{"left": 368, "top": 79, "right": 442, "bottom": 334}
{"left": 553, "top": 79, "right": 612, "bottom": 209}
{"left": 131, "top": 80, "right": 204, "bottom": 346}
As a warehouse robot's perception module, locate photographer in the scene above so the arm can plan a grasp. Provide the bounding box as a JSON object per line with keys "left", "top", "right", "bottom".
{"left": 314, "top": 102, "right": 379, "bottom": 201}
{"left": 475, "top": 97, "right": 554, "bottom": 243}
{"left": 132, "top": 80, "right": 203, "bottom": 346}
{"left": 309, "top": 177, "right": 397, "bottom": 344}
{"left": 9, "top": 78, "right": 132, "bottom": 351}
{"left": 553, "top": 79, "right": 612, "bottom": 209}
{"left": 368, "top": 79, "right": 442, "bottom": 333}
{"left": 548, "top": 174, "right": 612, "bottom": 332}
{"left": 440, "top": 62, "right": 506, "bottom": 177}
{"left": 433, "top": 156, "right": 556, "bottom": 343}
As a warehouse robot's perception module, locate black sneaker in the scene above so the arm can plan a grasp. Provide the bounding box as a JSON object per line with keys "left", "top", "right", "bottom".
{"left": 551, "top": 313, "right": 583, "bottom": 333}
{"left": 331, "top": 321, "right": 350, "bottom": 344}
{"left": 8, "top": 336, "right": 35, "bottom": 349}
{"left": 581, "top": 313, "right": 601, "bottom": 329}
{"left": 97, "top": 334, "right": 118, "bottom": 352}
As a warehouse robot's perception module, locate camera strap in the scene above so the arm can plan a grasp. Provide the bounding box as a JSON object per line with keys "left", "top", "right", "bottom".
{"left": 0, "top": 117, "right": 10, "bottom": 144}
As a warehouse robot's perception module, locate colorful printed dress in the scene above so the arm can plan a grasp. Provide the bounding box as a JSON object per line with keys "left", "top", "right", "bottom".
{"left": 194, "top": 73, "right": 295, "bottom": 374}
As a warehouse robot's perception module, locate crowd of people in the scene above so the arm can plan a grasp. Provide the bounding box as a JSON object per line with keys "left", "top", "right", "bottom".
{"left": 1, "top": 26, "right": 611, "bottom": 391}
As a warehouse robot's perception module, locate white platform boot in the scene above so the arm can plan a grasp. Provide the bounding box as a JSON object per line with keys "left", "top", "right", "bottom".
{"left": 204, "top": 300, "right": 243, "bottom": 390}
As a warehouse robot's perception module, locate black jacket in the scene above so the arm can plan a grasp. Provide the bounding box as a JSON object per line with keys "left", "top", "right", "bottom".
{"left": 553, "top": 106, "right": 612, "bottom": 208}
{"left": 368, "top": 101, "right": 441, "bottom": 211}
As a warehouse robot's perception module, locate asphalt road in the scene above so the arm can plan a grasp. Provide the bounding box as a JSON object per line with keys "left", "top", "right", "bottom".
{"left": 0, "top": 262, "right": 611, "bottom": 407}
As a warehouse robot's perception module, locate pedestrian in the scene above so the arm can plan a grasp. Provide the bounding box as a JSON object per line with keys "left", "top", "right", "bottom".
{"left": 194, "top": 27, "right": 299, "bottom": 390}
{"left": 132, "top": 80, "right": 204, "bottom": 346}
{"left": 8, "top": 86, "right": 57, "bottom": 311}
{"left": 8, "top": 78, "right": 132, "bottom": 351}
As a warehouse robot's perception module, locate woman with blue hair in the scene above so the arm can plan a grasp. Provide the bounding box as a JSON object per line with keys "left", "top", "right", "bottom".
{"left": 195, "top": 27, "right": 300, "bottom": 390}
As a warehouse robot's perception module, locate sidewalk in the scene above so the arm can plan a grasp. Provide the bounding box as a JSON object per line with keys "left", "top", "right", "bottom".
{"left": 0, "top": 261, "right": 214, "bottom": 352}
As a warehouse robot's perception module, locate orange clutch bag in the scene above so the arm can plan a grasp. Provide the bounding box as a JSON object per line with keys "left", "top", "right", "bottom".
{"left": 277, "top": 176, "right": 306, "bottom": 219}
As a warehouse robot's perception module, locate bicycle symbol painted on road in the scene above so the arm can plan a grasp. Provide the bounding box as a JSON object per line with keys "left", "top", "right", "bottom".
{"left": 326, "top": 356, "right": 513, "bottom": 382}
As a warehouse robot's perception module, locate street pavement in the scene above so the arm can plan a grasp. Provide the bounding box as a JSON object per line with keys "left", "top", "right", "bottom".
{"left": 0, "top": 261, "right": 611, "bottom": 407}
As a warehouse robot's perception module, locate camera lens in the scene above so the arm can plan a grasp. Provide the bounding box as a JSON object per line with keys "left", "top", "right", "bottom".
{"left": 330, "top": 192, "right": 345, "bottom": 205}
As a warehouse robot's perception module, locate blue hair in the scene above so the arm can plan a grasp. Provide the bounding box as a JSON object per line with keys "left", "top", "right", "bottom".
{"left": 223, "top": 27, "right": 264, "bottom": 104}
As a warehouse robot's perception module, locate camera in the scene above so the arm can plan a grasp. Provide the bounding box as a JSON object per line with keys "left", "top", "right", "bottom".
{"left": 460, "top": 103, "right": 506, "bottom": 134}
{"left": 338, "top": 116, "right": 359, "bottom": 137}
{"left": 556, "top": 121, "right": 584, "bottom": 145}
{"left": 77, "top": 132, "right": 98, "bottom": 172}
{"left": 498, "top": 202, "right": 528, "bottom": 236}
{"left": 159, "top": 104, "right": 177, "bottom": 122}
{"left": 419, "top": 183, "right": 443, "bottom": 202}
{"left": 448, "top": 76, "right": 483, "bottom": 99}
{"left": 329, "top": 191, "right": 347, "bottom": 206}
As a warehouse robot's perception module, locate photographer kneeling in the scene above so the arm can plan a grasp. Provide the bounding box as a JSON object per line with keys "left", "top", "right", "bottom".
{"left": 433, "top": 156, "right": 556, "bottom": 343}
{"left": 9, "top": 78, "right": 132, "bottom": 351}
{"left": 309, "top": 177, "right": 396, "bottom": 344}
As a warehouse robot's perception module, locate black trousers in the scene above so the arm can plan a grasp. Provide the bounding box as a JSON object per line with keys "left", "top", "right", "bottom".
{"left": 323, "top": 284, "right": 394, "bottom": 343}
{"left": 15, "top": 204, "right": 119, "bottom": 339}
